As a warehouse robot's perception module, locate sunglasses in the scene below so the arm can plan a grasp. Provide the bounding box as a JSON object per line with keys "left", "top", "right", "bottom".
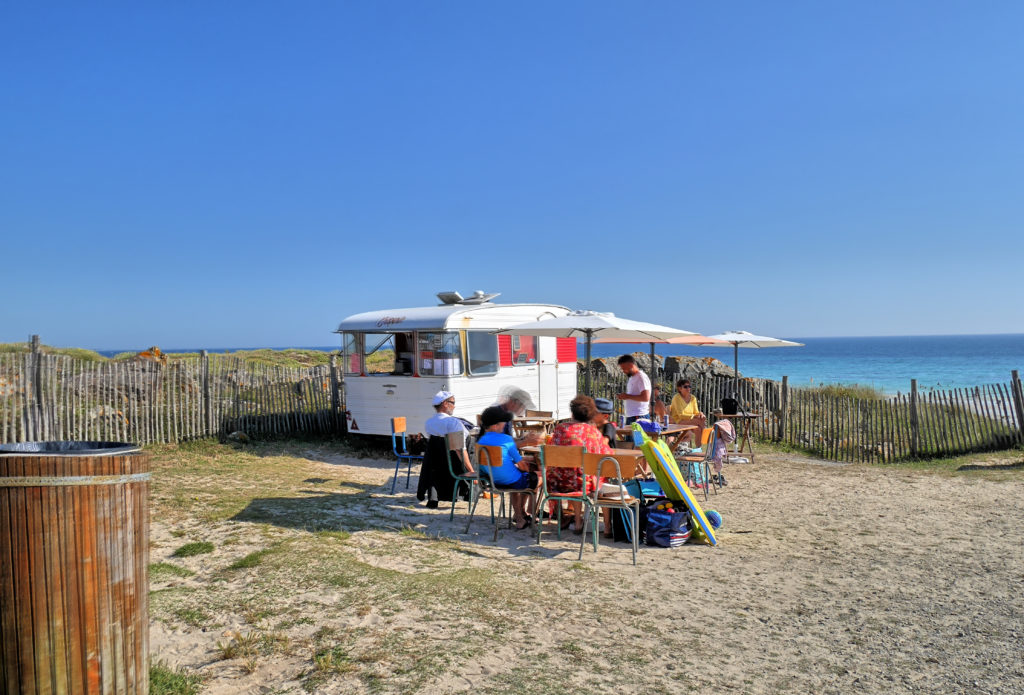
{"left": 680, "top": 385, "right": 691, "bottom": 389}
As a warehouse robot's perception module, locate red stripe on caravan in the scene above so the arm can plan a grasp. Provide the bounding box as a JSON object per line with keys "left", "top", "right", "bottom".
{"left": 556, "top": 337, "right": 577, "bottom": 363}
{"left": 498, "top": 335, "right": 513, "bottom": 367}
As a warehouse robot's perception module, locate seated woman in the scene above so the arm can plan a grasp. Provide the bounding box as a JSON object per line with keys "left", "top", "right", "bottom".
{"left": 476, "top": 406, "right": 539, "bottom": 529}
{"left": 547, "top": 395, "right": 613, "bottom": 534}
{"left": 592, "top": 397, "right": 618, "bottom": 450}
{"left": 669, "top": 379, "right": 706, "bottom": 447}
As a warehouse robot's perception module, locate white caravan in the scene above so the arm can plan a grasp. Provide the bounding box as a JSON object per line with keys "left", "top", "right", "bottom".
{"left": 334, "top": 291, "right": 578, "bottom": 436}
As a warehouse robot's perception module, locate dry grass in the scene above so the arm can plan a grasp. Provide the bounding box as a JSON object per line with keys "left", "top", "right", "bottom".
{"left": 146, "top": 437, "right": 1024, "bottom": 694}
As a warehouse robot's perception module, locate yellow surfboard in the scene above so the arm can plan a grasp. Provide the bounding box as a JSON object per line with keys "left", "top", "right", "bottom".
{"left": 641, "top": 438, "right": 718, "bottom": 546}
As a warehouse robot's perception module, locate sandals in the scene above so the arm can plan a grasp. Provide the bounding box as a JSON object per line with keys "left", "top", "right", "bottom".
{"left": 560, "top": 515, "right": 573, "bottom": 530}
{"left": 514, "top": 516, "right": 530, "bottom": 530}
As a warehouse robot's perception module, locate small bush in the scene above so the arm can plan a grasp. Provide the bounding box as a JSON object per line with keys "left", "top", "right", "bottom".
{"left": 812, "top": 383, "right": 885, "bottom": 399}
{"left": 149, "top": 562, "right": 195, "bottom": 580}
{"left": 172, "top": 542, "right": 214, "bottom": 558}
{"left": 227, "top": 549, "right": 274, "bottom": 570}
{"left": 150, "top": 660, "right": 202, "bottom": 695}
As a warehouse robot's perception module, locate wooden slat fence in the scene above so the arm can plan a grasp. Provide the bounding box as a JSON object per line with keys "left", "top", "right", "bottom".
{"left": 5, "top": 348, "right": 1022, "bottom": 462}
{"left": 581, "top": 366, "right": 1024, "bottom": 462}
{"left": 0, "top": 353, "right": 343, "bottom": 445}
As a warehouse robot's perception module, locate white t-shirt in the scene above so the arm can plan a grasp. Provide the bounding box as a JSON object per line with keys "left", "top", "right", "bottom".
{"left": 624, "top": 370, "right": 651, "bottom": 418}
{"left": 425, "top": 411, "right": 468, "bottom": 437}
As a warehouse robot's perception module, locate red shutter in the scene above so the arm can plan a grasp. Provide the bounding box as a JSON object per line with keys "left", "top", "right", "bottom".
{"left": 498, "top": 335, "right": 513, "bottom": 367}
{"left": 556, "top": 337, "right": 577, "bottom": 363}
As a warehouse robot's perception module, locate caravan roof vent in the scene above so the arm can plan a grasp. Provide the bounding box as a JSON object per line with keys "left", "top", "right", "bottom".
{"left": 436, "top": 290, "right": 501, "bottom": 306}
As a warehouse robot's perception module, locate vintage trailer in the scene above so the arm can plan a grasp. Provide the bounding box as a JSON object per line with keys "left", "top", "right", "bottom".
{"left": 334, "top": 291, "right": 578, "bottom": 436}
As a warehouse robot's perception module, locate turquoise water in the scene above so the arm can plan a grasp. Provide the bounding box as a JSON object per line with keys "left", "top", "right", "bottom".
{"left": 583, "top": 334, "right": 1024, "bottom": 395}
{"left": 98, "top": 334, "right": 1024, "bottom": 396}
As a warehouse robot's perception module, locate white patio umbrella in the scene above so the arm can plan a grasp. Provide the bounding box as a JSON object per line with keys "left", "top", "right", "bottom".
{"left": 705, "top": 330, "right": 804, "bottom": 384}
{"left": 497, "top": 310, "right": 698, "bottom": 394}
{"left": 593, "top": 334, "right": 732, "bottom": 391}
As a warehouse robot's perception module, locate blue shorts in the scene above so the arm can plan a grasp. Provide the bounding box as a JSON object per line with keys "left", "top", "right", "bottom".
{"left": 501, "top": 469, "right": 539, "bottom": 490}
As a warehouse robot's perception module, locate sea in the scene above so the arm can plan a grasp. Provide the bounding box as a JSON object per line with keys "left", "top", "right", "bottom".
{"left": 97, "top": 334, "right": 1024, "bottom": 396}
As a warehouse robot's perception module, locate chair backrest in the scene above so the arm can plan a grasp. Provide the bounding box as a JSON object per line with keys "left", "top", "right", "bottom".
{"left": 476, "top": 444, "right": 504, "bottom": 486}
{"left": 539, "top": 445, "right": 585, "bottom": 496}
{"left": 539, "top": 445, "right": 584, "bottom": 469}
{"left": 391, "top": 417, "right": 407, "bottom": 455}
{"left": 699, "top": 427, "right": 714, "bottom": 447}
{"left": 704, "top": 426, "right": 718, "bottom": 460}
{"left": 525, "top": 410, "right": 552, "bottom": 418}
{"left": 582, "top": 452, "right": 639, "bottom": 480}
{"left": 445, "top": 430, "right": 468, "bottom": 477}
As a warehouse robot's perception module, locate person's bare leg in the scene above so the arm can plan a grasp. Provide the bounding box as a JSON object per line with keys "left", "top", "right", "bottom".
{"left": 571, "top": 501, "right": 584, "bottom": 532}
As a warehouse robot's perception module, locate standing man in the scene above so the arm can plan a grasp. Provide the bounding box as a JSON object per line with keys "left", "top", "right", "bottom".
{"left": 616, "top": 354, "right": 651, "bottom": 424}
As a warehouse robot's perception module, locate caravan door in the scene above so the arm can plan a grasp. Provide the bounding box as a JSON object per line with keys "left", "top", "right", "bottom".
{"left": 536, "top": 336, "right": 559, "bottom": 412}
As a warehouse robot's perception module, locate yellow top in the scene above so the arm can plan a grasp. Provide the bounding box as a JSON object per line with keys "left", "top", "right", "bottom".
{"left": 670, "top": 393, "right": 701, "bottom": 422}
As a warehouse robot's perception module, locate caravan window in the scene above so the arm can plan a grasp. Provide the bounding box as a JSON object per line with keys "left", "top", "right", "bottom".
{"left": 341, "top": 333, "right": 361, "bottom": 374}
{"left": 364, "top": 333, "right": 397, "bottom": 374}
{"left": 511, "top": 335, "right": 538, "bottom": 365}
{"left": 466, "top": 332, "right": 499, "bottom": 375}
{"left": 418, "top": 332, "right": 463, "bottom": 376}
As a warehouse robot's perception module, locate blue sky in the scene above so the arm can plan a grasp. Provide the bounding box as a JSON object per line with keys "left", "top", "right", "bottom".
{"left": 3, "top": 2, "right": 1022, "bottom": 351}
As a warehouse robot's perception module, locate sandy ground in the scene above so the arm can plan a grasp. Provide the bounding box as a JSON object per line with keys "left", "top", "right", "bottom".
{"left": 148, "top": 447, "right": 1024, "bottom": 695}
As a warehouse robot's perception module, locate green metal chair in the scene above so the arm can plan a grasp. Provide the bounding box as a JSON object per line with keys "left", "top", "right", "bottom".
{"left": 676, "top": 427, "right": 720, "bottom": 501}
{"left": 536, "top": 445, "right": 589, "bottom": 545}
{"left": 471, "top": 444, "right": 539, "bottom": 542}
{"left": 445, "top": 430, "right": 480, "bottom": 530}
{"left": 579, "top": 453, "right": 642, "bottom": 565}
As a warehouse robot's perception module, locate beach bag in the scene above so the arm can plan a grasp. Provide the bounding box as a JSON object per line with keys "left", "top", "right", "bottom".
{"left": 720, "top": 397, "right": 739, "bottom": 415}
{"left": 644, "top": 500, "right": 690, "bottom": 547}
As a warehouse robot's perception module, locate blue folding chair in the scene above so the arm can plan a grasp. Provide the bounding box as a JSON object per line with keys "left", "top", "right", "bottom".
{"left": 390, "top": 417, "right": 424, "bottom": 494}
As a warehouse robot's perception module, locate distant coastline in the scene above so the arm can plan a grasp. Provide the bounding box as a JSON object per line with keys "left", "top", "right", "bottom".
{"left": 86, "top": 333, "right": 1024, "bottom": 396}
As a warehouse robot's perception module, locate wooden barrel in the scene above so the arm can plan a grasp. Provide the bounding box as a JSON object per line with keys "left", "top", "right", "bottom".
{"left": 0, "top": 441, "right": 150, "bottom": 695}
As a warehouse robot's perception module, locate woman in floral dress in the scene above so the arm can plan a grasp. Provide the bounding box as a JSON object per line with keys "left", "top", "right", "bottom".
{"left": 546, "top": 395, "right": 613, "bottom": 533}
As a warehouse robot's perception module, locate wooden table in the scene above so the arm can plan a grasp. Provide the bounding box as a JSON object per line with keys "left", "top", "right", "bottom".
{"left": 513, "top": 416, "right": 557, "bottom": 439}
{"left": 712, "top": 412, "right": 761, "bottom": 463}
{"left": 615, "top": 423, "right": 696, "bottom": 450}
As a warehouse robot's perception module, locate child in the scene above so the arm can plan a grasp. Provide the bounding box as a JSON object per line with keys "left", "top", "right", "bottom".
{"left": 476, "top": 405, "right": 539, "bottom": 529}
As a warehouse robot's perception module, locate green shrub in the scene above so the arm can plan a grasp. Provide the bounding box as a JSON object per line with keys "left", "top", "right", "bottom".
{"left": 150, "top": 660, "right": 202, "bottom": 695}
{"left": 172, "top": 542, "right": 214, "bottom": 558}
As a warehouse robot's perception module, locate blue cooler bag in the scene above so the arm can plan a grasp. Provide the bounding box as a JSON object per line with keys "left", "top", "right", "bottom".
{"left": 644, "top": 504, "right": 691, "bottom": 547}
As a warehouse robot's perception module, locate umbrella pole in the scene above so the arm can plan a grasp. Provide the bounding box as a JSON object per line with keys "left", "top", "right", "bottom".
{"left": 650, "top": 341, "right": 656, "bottom": 413}
{"left": 584, "top": 330, "right": 593, "bottom": 396}
{"left": 733, "top": 342, "right": 739, "bottom": 394}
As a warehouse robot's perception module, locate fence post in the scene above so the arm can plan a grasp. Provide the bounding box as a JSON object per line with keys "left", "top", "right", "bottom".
{"left": 336, "top": 354, "right": 348, "bottom": 435}
{"left": 201, "top": 350, "right": 211, "bottom": 437}
{"left": 1011, "top": 370, "right": 1024, "bottom": 442}
{"left": 29, "top": 335, "right": 45, "bottom": 440}
{"left": 329, "top": 355, "right": 341, "bottom": 433}
{"left": 909, "top": 379, "right": 919, "bottom": 458}
{"left": 778, "top": 375, "right": 788, "bottom": 442}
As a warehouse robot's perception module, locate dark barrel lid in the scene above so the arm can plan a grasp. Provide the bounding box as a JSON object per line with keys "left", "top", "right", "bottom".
{"left": 0, "top": 441, "right": 142, "bottom": 456}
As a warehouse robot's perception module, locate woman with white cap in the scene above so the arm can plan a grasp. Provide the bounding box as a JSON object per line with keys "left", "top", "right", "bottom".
{"left": 416, "top": 390, "right": 474, "bottom": 508}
